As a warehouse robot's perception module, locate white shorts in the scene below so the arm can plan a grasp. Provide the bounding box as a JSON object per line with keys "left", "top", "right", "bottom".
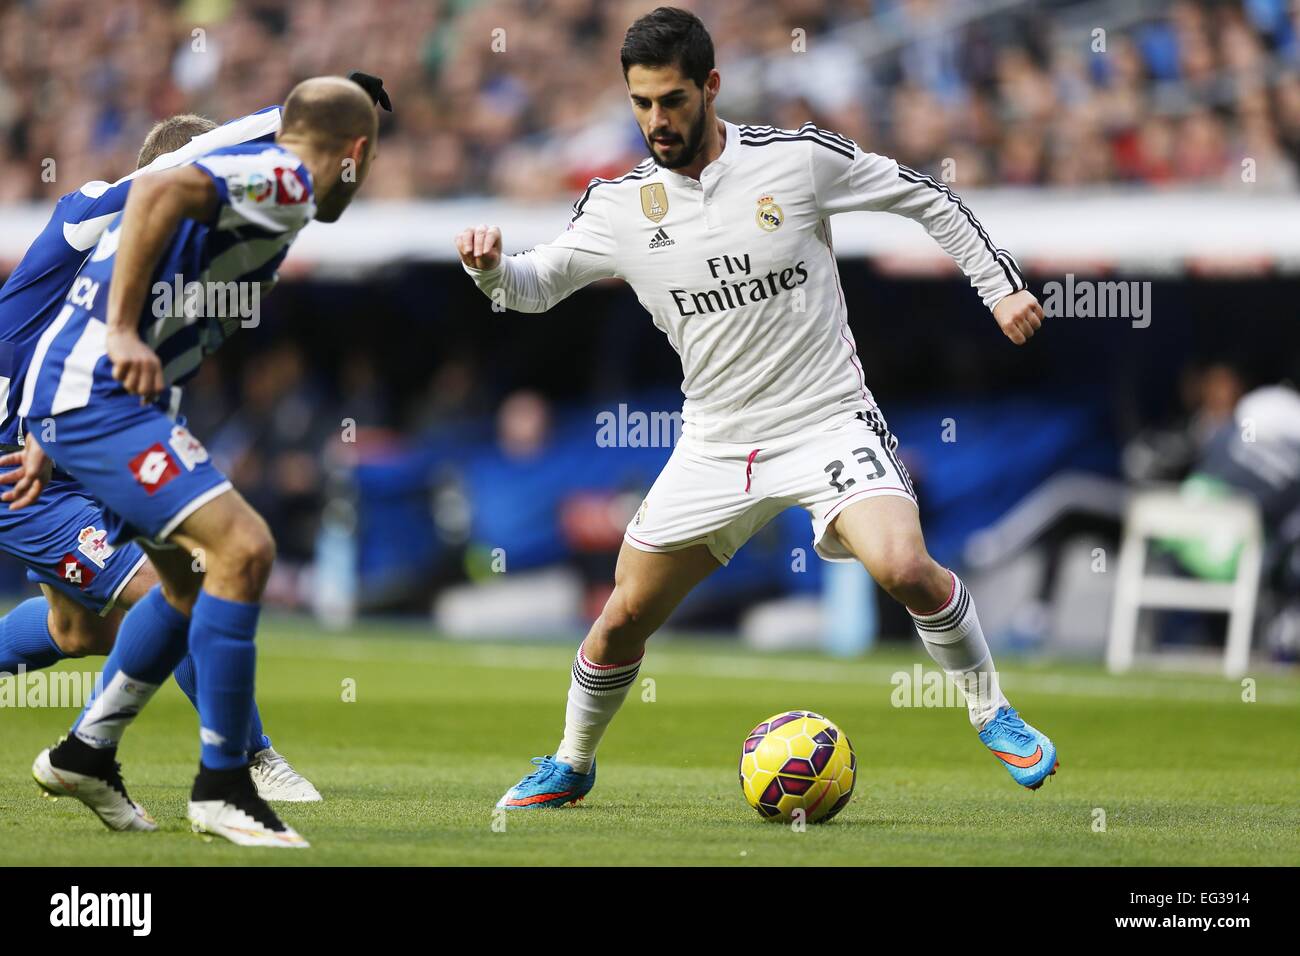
{"left": 624, "top": 410, "right": 917, "bottom": 565}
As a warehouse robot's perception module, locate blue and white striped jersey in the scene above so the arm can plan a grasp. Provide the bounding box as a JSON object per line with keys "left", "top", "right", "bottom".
{"left": 0, "top": 106, "right": 281, "bottom": 444}
{"left": 18, "top": 141, "right": 315, "bottom": 423}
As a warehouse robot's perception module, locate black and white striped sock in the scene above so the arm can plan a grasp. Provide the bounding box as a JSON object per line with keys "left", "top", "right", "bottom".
{"left": 909, "top": 572, "right": 1008, "bottom": 729}
{"left": 555, "top": 645, "right": 643, "bottom": 773}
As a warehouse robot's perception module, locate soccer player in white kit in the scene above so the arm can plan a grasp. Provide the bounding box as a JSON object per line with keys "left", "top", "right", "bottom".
{"left": 457, "top": 7, "right": 1059, "bottom": 809}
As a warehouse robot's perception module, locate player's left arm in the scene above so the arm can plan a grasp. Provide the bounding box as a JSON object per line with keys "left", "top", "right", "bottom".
{"left": 106, "top": 165, "right": 220, "bottom": 399}
{"left": 989, "top": 289, "right": 1043, "bottom": 346}
{"left": 811, "top": 138, "right": 1043, "bottom": 345}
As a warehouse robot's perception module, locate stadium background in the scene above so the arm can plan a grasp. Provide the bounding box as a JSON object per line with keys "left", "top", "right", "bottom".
{"left": 0, "top": 0, "right": 1298, "bottom": 873}
{"left": 1, "top": 0, "right": 1298, "bottom": 668}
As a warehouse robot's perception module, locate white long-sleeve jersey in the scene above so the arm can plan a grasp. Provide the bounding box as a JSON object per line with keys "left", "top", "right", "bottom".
{"left": 463, "top": 120, "right": 1026, "bottom": 444}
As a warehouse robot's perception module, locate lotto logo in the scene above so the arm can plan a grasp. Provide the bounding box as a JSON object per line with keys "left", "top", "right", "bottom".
{"left": 274, "top": 166, "right": 308, "bottom": 205}
{"left": 58, "top": 553, "right": 95, "bottom": 589}
{"left": 128, "top": 444, "right": 180, "bottom": 494}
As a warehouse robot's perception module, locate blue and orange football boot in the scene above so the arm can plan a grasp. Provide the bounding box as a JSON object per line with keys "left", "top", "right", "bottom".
{"left": 978, "top": 706, "right": 1059, "bottom": 790}
{"left": 495, "top": 756, "right": 596, "bottom": 810}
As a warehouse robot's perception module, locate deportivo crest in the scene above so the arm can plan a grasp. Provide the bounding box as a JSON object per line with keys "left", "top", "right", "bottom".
{"left": 76, "top": 526, "right": 115, "bottom": 569}
{"left": 168, "top": 425, "right": 209, "bottom": 472}
{"left": 756, "top": 194, "right": 783, "bottom": 232}
{"left": 640, "top": 183, "right": 669, "bottom": 223}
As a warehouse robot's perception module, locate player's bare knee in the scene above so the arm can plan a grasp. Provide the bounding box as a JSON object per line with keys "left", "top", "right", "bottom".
{"left": 48, "top": 608, "right": 115, "bottom": 657}
{"left": 598, "top": 590, "right": 657, "bottom": 643}
{"left": 211, "top": 520, "right": 276, "bottom": 596}
{"left": 866, "top": 546, "right": 933, "bottom": 600}
{"left": 596, "top": 602, "right": 637, "bottom": 640}
{"left": 233, "top": 529, "right": 276, "bottom": 592}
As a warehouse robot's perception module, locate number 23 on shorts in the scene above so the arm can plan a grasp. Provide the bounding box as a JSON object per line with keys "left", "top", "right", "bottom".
{"left": 822, "top": 445, "right": 887, "bottom": 493}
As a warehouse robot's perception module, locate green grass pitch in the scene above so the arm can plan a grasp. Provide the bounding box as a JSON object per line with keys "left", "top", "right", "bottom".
{"left": 1, "top": 617, "right": 1297, "bottom": 866}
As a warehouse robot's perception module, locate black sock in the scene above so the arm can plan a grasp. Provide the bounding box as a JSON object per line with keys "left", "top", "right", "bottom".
{"left": 50, "top": 734, "right": 116, "bottom": 775}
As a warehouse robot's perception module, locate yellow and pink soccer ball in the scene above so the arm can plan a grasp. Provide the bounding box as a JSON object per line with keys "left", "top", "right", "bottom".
{"left": 739, "top": 710, "right": 856, "bottom": 823}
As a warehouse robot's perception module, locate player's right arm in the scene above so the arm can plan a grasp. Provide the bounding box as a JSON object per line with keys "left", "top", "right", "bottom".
{"left": 106, "top": 166, "right": 220, "bottom": 399}
{"left": 0, "top": 440, "right": 51, "bottom": 510}
{"left": 455, "top": 192, "right": 618, "bottom": 312}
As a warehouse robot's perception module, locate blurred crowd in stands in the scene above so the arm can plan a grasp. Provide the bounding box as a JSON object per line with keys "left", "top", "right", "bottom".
{"left": 3, "top": 0, "right": 1300, "bottom": 634}
{"left": 3, "top": 0, "right": 1300, "bottom": 201}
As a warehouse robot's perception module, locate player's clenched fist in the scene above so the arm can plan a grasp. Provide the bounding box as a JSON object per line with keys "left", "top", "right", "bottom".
{"left": 993, "top": 289, "right": 1045, "bottom": 346}
{"left": 455, "top": 224, "right": 502, "bottom": 271}
{"left": 107, "top": 328, "right": 164, "bottom": 401}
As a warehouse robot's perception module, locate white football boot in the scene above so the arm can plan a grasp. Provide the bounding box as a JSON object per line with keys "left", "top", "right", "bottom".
{"left": 188, "top": 763, "right": 310, "bottom": 848}
{"left": 249, "top": 746, "right": 322, "bottom": 802}
{"left": 32, "top": 743, "right": 157, "bottom": 832}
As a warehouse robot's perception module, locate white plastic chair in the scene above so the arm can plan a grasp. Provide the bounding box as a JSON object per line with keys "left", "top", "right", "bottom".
{"left": 1106, "top": 488, "right": 1263, "bottom": 678}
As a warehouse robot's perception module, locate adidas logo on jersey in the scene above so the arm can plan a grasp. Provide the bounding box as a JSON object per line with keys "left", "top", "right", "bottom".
{"left": 648, "top": 227, "right": 675, "bottom": 249}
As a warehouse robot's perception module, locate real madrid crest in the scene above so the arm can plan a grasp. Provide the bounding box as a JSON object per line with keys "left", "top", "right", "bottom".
{"left": 641, "top": 183, "right": 669, "bottom": 223}
{"left": 755, "top": 194, "right": 783, "bottom": 232}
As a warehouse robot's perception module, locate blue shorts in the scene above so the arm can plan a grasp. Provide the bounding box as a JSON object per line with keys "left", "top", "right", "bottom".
{"left": 0, "top": 473, "right": 148, "bottom": 614}
{"left": 34, "top": 397, "right": 231, "bottom": 548}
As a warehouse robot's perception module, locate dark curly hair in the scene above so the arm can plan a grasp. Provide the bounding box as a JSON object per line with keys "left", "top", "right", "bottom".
{"left": 620, "top": 7, "right": 715, "bottom": 88}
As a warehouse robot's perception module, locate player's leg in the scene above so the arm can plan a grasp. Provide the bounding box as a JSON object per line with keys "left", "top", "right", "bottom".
{"left": 1, "top": 488, "right": 179, "bottom": 830}
{"left": 12, "top": 510, "right": 317, "bottom": 802}
{"left": 498, "top": 434, "right": 776, "bottom": 810}
{"left": 54, "top": 487, "right": 307, "bottom": 841}
{"left": 131, "top": 539, "right": 318, "bottom": 800}
{"left": 43, "top": 586, "right": 124, "bottom": 654}
{"left": 498, "top": 540, "right": 720, "bottom": 809}
{"left": 559, "top": 541, "right": 719, "bottom": 762}
{"left": 17, "top": 491, "right": 220, "bottom": 763}
{"left": 7, "top": 480, "right": 187, "bottom": 829}
{"left": 0, "top": 586, "right": 119, "bottom": 674}
{"left": 31, "top": 533, "right": 197, "bottom": 832}
{"left": 0, "top": 481, "right": 146, "bottom": 671}
{"left": 28, "top": 402, "right": 303, "bottom": 844}
{"left": 165, "top": 488, "right": 272, "bottom": 764}
{"left": 829, "top": 494, "right": 1058, "bottom": 788}
{"left": 829, "top": 495, "right": 1004, "bottom": 718}
{"left": 34, "top": 544, "right": 199, "bottom": 831}
{"left": 30, "top": 560, "right": 186, "bottom": 832}
{"left": 794, "top": 412, "right": 1057, "bottom": 788}
{"left": 163, "top": 487, "right": 306, "bottom": 844}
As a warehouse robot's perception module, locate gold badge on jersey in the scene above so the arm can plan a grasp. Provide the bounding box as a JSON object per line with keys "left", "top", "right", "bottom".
{"left": 756, "top": 194, "right": 783, "bottom": 232}
{"left": 641, "top": 183, "right": 669, "bottom": 223}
